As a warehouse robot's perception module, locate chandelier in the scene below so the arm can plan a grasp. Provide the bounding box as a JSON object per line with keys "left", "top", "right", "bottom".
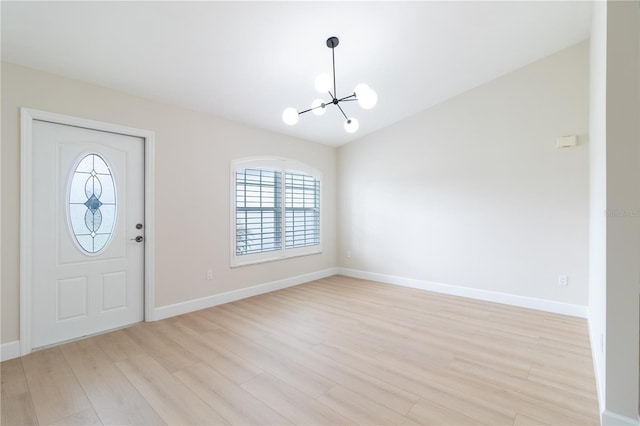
{"left": 282, "top": 36, "right": 378, "bottom": 133}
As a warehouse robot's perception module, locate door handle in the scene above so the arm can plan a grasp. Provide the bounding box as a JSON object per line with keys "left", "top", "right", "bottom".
{"left": 130, "top": 236, "right": 143, "bottom": 242}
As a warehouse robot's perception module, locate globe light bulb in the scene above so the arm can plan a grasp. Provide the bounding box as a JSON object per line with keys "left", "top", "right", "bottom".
{"left": 354, "top": 83, "right": 370, "bottom": 96}
{"left": 282, "top": 107, "right": 299, "bottom": 125}
{"left": 344, "top": 117, "right": 359, "bottom": 133}
{"left": 355, "top": 83, "right": 377, "bottom": 110}
{"left": 311, "top": 99, "right": 327, "bottom": 116}
{"left": 360, "top": 89, "right": 377, "bottom": 109}
{"left": 314, "top": 73, "right": 332, "bottom": 93}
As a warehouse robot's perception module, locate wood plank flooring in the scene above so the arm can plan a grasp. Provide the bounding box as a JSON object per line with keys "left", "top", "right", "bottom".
{"left": 1, "top": 275, "right": 600, "bottom": 425}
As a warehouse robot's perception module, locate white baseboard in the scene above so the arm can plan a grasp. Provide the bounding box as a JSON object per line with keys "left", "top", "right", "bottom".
{"left": 1, "top": 340, "right": 21, "bottom": 361}
{"left": 602, "top": 410, "right": 640, "bottom": 426}
{"left": 153, "top": 267, "right": 338, "bottom": 321}
{"left": 337, "top": 268, "right": 589, "bottom": 318}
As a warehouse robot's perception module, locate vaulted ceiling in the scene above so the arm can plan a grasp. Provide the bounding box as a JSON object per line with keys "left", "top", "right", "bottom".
{"left": 1, "top": 1, "right": 592, "bottom": 146}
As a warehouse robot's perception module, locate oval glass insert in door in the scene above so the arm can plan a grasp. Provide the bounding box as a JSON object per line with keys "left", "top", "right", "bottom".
{"left": 68, "top": 153, "right": 117, "bottom": 254}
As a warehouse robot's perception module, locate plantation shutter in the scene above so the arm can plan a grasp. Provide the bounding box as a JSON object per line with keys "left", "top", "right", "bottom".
{"left": 285, "top": 171, "right": 320, "bottom": 249}
{"left": 235, "top": 168, "right": 281, "bottom": 255}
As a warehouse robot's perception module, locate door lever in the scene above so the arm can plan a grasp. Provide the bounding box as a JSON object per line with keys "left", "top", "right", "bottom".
{"left": 130, "top": 236, "right": 143, "bottom": 242}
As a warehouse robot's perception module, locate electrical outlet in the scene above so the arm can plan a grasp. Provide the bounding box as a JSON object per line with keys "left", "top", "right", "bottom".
{"left": 346, "top": 250, "right": 352, "bottom": 258}
{"left": 558, "top": 274, "right": 568, "bottom": 286}
{"left": 207, "top": 270, "right": 213, "bottom": 280}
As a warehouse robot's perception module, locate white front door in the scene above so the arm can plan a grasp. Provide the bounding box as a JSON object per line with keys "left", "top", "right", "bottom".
{"left": 31, "top": 120, "right": 145, "bottom": 348}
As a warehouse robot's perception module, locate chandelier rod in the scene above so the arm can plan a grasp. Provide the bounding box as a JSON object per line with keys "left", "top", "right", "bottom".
{"left": 332, "top": 44, "right": 337, "bottom": 102}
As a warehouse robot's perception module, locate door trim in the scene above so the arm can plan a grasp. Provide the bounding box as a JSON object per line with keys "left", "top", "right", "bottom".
{"left": 20, "top": 107, "right": 156, "bottom": 355}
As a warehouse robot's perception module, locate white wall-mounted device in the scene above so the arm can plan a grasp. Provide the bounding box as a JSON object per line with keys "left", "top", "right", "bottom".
{"left": 556, "top": 135, "right": 577, "bottom": 148}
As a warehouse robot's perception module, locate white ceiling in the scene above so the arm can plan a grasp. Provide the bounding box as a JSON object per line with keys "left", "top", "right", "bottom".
{"left": 1, "top": 1, "right": 592, "bottom": 146}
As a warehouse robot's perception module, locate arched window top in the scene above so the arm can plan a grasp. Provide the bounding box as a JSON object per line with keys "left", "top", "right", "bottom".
{"left": 232, "top": 156, "right": 321, "bottom": 180}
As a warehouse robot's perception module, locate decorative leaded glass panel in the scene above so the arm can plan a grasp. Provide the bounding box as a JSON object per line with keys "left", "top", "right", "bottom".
{"left": 68, "top": 154, "right": 117, "bottom": 254}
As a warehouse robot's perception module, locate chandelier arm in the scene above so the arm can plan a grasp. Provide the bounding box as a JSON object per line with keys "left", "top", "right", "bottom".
{"left": 337, "top": 93, "right": 357, "bottom": 102}
{"left": 298, "top": 103, "right": 327, "bottom": 115}
{"left": 336, "top": 103, "right": 349, "bottom": 120}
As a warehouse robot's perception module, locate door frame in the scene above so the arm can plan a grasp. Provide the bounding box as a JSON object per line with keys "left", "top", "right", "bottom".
{"left": 20, "top": 107, "right": 156, "bottom": 355}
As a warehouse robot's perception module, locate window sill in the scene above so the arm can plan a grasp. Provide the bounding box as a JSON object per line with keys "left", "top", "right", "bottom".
{"left": 230, "top": 246, "right": 322, "bottom": 268}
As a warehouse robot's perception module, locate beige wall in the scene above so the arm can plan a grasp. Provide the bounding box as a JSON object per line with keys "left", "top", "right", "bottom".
{"left": 338, "top": 42, "right": 590, "bottom": 305}
{"left": 2, "top": 41, "right": 598, "bottom": 353}
{"left": 1, "top": 62, "right": 337, "bottom": 344}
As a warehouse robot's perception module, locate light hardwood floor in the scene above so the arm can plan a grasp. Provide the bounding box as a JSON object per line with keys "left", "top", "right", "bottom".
{"left": 1, "top": 275, "right": 600, "bottom": 425}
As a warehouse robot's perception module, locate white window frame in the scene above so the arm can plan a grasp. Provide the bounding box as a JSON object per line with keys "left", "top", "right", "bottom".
{"left": 230, "top": 157, "right": 322, "bottom": 267}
